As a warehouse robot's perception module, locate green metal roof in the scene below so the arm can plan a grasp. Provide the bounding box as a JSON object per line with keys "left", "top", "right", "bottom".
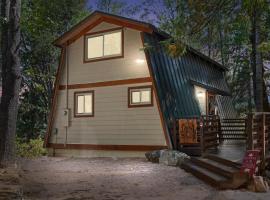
{"left": 143, "top": 33, "right": 234, "bottom": 146}
{"left": 144, "top": 33, "right": 231, "bottom": 119}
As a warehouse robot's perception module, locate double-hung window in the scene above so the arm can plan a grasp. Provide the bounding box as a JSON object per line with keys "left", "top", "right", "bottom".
{"left": 128, "top": 86, "right": 153, "bottom": 107}
{"left": 74, "top": 91, "right": 94, "bottom": 117}
{"left": 84, "top": 28, "right": 123, "bottom": 62}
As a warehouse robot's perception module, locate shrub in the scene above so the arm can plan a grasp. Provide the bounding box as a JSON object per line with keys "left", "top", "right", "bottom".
{"left": 16, "top": 137, "right": 47, "bottom": 158}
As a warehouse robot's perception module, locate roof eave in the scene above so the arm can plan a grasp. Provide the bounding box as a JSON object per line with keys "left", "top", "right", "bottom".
{"left": 53, "top": 11, "right": 154, "bottom": 47}
{"left": 190, "top": 79, "right": 231, "bottom": 96}
{"left": 187, "top": 47, "right": 228, "bottom": 71}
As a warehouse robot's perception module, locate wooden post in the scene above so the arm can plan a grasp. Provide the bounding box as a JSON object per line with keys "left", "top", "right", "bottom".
{"left": 218, "top": 116, "right": 222, "bottom": 145}
{"left": 173, "top": 119, "right": 177, "bottom": 150}
{"left": 261, "top": 113, "right": 266, "bottom": 173}
{"left": 246, "top": 113, "right": 254, "bottom": 150}
{"left": 200, "top": 116, "right": 204, "bottom": 155}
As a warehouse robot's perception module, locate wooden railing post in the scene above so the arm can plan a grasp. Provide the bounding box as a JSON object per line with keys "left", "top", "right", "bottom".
{"left": 246, "top": 113, "right": 254, "bottom": 150}
{"left": 261, "top": 113, "right": 266, "bottom": 172}
{"left": 173, "top": 119, "right": 177, "bottom": 150}
{"left": 200, "top": 116, "right": 204, "bottom": 155}
{"left": 218, "top": 116, "right": 222, "bottom": 145}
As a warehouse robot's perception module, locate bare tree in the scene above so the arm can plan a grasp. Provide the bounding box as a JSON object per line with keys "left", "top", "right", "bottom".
{"left": 0, "top": 0, "right": 21, "bottom": 167}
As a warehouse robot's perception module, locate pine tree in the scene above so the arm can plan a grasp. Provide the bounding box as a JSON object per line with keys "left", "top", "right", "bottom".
{"left": 0, "top": 0, "right": 21, "bottom": 166}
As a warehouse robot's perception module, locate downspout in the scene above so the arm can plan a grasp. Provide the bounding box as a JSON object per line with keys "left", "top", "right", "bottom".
{"left": 65, "top": 45, "right": 69, "bottom": 147}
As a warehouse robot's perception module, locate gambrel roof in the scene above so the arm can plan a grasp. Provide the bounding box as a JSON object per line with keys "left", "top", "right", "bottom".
{"left": 54, "top": 11, "right": 227, "bottom": 71}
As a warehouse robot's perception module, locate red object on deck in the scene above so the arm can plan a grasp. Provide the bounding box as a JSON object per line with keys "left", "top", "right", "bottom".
{"left": 240, "top": 150, "right": 260, "bottom": 176}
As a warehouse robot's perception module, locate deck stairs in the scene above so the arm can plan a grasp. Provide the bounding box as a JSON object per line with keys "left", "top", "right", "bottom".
{"left": 181, "top": 154, "right": 249, "bottom": 189}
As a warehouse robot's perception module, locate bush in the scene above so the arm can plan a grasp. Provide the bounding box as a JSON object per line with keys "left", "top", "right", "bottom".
{"left": 16, "top": 137, "right": 47, "bottom": 158}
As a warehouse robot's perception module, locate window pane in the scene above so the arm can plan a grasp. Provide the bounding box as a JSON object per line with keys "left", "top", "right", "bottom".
{"left": 131, "top": 91, "right": 140, "bottom": 104}
{"left": 77, "top": 96, "right": 84, "bottom": 113}
{"left": 104, "top": 32, "right": 121, "bottom": 56}
{"left": 87, "top": 36, "right": 103, "bottom": 59}
{"left": 141, "top": 90, "right": 151, "bottom": 103}
{"left": 84, "top": 94, "right": 92, "bottom": 113}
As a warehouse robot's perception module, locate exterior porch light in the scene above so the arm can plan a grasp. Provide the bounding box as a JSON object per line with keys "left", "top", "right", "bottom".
{"left": 196, "top": 91, "right": 204, "bottom": 98}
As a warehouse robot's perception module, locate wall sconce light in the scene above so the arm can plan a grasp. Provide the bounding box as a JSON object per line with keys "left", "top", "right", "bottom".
{"left": 135, "top": 59, "right": 145, "bottom": 64}
{"left": 196, "top": 91, "right": 204, "bottom": 98}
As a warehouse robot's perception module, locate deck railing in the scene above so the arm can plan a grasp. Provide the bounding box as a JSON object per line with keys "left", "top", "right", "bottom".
{"left": 172, "top": 115, "right": 220, "bottom": 154}
{"left": 220, "top": 118, "right": 247, "bottom": 141}
{"left": 200, "top": 115, "right": 220, "bottom": 153}
{"left": 170, "top": 116, "right": 200, "bottom": 150}
{"left": 246, "top": 112, "right": 270, "bottom": 172}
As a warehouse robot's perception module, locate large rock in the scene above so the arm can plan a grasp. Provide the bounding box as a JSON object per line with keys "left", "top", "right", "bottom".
{"left": 145, "top": 150, "right": 190, "bottom": 166}
{"left": 159, "top": 150, "right": 190, "bottom": 166}
{"left": 248, "top": 176, "right": 269, "bottom": 192}
{"left": 145, "top": 150, "right": 161, "bottom": 163}
{"left": 253, "top": 176, "right": 269, "bottom": 192}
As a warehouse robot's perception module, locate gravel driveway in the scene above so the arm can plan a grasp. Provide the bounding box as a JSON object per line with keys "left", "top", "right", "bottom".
{"left": 20, "top": 157, "right": 270, "bottom": 200}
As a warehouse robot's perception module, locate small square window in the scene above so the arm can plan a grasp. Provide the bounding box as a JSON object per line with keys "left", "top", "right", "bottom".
{"left": 128, "top": 86, "right": 153, "bottom": 108}
{"left": 74, "top": 91, "right": 94, "bottom": 117}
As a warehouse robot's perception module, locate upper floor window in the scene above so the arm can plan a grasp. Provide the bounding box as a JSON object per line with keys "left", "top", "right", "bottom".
{"left": 84, "top": 28, "right": 123, "bottom": 62}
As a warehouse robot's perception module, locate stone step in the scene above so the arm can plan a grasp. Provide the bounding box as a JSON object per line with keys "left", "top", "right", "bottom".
{"left": 180, "top": 146, "right": 201, "bottom": 156}
{"left": 191, "top": 157, "right": 239, "bottom": 179}
{"left": 181, "top": 161, "right": 230, "bottom": 189}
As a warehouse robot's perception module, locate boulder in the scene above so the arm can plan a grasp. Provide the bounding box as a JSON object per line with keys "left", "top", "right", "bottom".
{"left": 159, "top": 150, "right": 190, "bottom": 166}
{"left": 251, "top": 176, "right": 269, "bottom": 193}
{"left": 145, "top": 150, "right": 161, "bottom": 163}
{"left": 145, "top": 150, "right": 190, "bottom": 166}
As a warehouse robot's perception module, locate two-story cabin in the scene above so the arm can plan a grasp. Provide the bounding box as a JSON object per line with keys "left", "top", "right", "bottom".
{"left": 44, "top": 11, "right": 236, "bottom": 157}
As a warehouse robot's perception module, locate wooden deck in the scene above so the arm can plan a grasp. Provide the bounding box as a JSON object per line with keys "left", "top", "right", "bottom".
{"left": 206, "top": 141, "right": 246, "bottom": 164}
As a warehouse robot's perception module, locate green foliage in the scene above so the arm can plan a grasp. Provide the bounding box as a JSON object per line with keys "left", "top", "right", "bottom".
{"left": 16, "top": 137, "right": 47, "bottom": 158}
{"left": 258, "top": 42, "right": 270, "bottom": 54}
{"left": 96, "top": 0, "right": 140, "bottom": 17}
{"left": 163, "top": 41, "right": 187, "bottom": 57}
{"left": 17, "top": 0, "right": 90, "bottom": 140}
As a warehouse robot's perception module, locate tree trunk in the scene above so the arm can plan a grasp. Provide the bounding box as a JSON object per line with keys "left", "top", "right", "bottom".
{"left": 0, "top": 0, "right": 21, "bottom": 167}
{"left": 250, "top": 4, "right": 264, "bottom": 112}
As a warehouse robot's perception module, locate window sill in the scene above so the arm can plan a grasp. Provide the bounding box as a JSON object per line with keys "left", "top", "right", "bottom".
{"left": 84, "top": 54, "right": 124, "bottom": 63}
{"left": 74, "top": 114, "right": 94, "bottom": 118}
{"left": 128, "top": 103, "right": 153, "bottom": 108}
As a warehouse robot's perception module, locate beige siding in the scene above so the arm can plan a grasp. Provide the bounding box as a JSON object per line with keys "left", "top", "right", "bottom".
{"left": 51, "top": 22, "right": 166, "bottom": 149}
{"left": 60, "top": 22, "right": 150, "bottom": 85}
{"left": 51, "top": 83, "right": 166, "bottom": 145}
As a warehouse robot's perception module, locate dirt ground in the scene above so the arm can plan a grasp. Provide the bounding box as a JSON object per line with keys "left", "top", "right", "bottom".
{"left": 20, "top": 157, "right": 270, "bottom": 200}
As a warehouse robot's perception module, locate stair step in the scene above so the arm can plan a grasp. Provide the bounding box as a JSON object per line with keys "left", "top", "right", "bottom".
{"left": 191, "top": 157, "right": 239, "bottom": 178}
{"left": 204, "top": 154, "right": 242, "bottom": 169}
{"left": 181, "top": 161, "right": 229, "bottom": 189}
{"left": 181, "top": 146, "right": 201, "bottom": 156}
